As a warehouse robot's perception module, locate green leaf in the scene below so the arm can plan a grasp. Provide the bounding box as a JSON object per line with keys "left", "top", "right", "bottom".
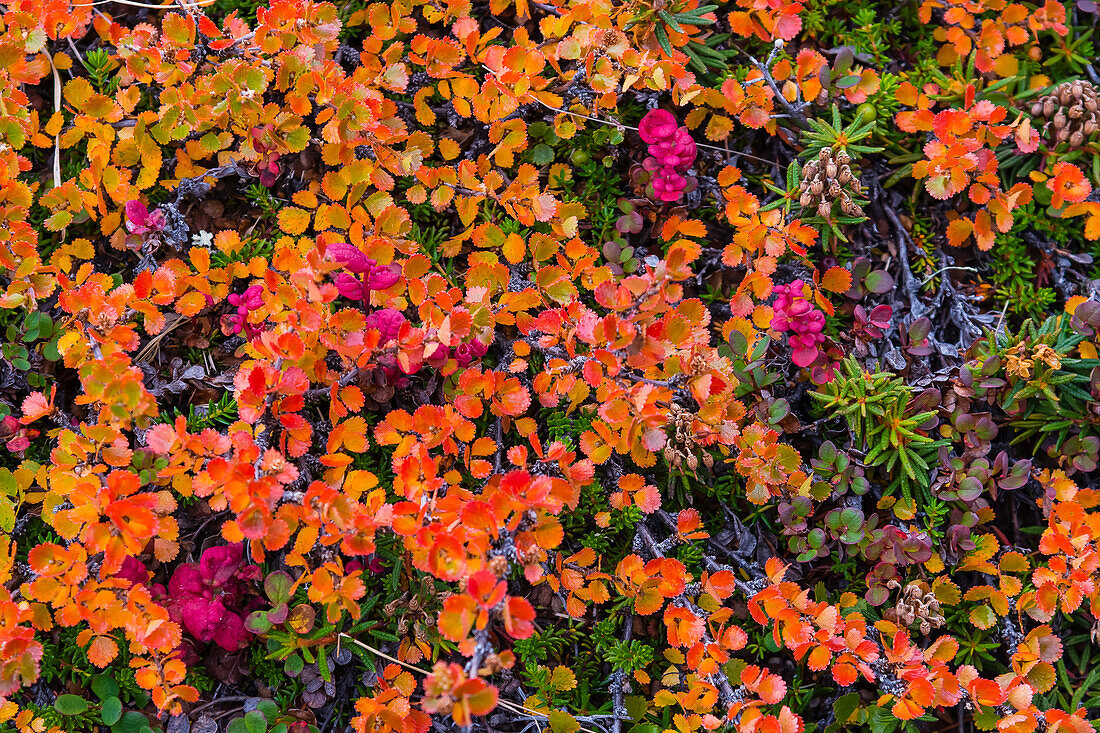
{"left": 628, "top": 726, "right": 661, "bottom": 733}
{"left": 654, "top": 24, "right": 672, "bottom": 56}
{"left": 284, "top": 653, "right": 305, "bottom": 677}
{"left": 244, "top": 709, "right": 269, "bottom": 733}
{"left": 101, "top": 697, "right": 123, "bottom": 726}
{"left": 112, "top": 711, "right": 149, "bottom": 733}
{"left": 55, "top": 695, "right": 90, "bottom": 715}
{"left": 868, "top": 703, "right": 900, "bottom": 733}
{"left": 200, "top": 132, "right": 222, "bottom": 153}
{"left": 672, "top": 12, "right": 715, "bottom": 25}
{"left": 0, "top": 469, "right": 16, "bottom": 499}
{"left": 864, "top": 270, "right": 894, "bottom": 294}
{"left": 625, "top": 696, "right": 648, "bottom": 722}
{"left": 531, "top": 144, "right": 555, "bottom": 166}
{"left": 833, "top": 47, "right": 854, "bottom": 76}
{"left": 257, "top": 699, "right": 279, "bottom": 723}
{"left": 284, "top": 126, "right": 310, "bottom": 153}
{"left": 658, "top": 10, "right": 683, "bottom": 32}
{"left": 264, "top": 571, "right": 294, "bottom": 604}
{"left": 684, "top": 46, "right": 707, "bottom": 74}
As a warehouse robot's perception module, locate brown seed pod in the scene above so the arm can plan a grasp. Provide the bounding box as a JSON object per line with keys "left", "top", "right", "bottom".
{"left": 799, "top": 147, "right": 865, "bottom": 219}
{"left": 1033, "top": 79, "right": 1100, "bottom": 146}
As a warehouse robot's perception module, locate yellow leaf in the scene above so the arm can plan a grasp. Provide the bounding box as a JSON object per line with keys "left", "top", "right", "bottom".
{"left": 439, "top": 138, "right": 461, "bottom": 160}
{"left": 549, "top": 666, "right": 576, "bottom": 691}
{"left": 292, "top": 191, "right": 319, "bottom": 209}
{"left": 1066, "top": 295, "right": 1088, "bottom": 315}
{"left": 503, "top": 233, "right": 525, "bottom": 264}
{"left": 278, "top": 207, "right": 312, "bottom": 235}
{"left": 932, "top": 578, "right": 961, "bottom": 606}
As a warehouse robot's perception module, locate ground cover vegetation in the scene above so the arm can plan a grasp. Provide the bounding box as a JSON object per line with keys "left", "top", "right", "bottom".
{"left": 3, "top": 0, "right": 1100, "bottom": 732}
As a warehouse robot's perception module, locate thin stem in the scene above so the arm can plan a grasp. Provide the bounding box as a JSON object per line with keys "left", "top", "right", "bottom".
{"left": 746, "top": 53, "right": 812, "bottom": 130}
{"left": 187, "top": 697, "right": 252, "bottom": 716}
{"left": 337, "top": 634, "right": 606, "bottom": 732}
{"left": 919, "top": 266, "right": 978, "bottom": 286}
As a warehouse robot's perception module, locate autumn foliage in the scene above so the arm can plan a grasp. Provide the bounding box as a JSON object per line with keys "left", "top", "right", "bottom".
{"left": 2, "top": 0, "right": 1100, "bottom": 732}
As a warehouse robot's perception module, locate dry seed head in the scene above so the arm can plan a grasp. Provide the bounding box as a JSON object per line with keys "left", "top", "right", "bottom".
{"left": 1034, "top": 80, "right": 1100, "bottom": 146}
{"left": 488, "top": 555, "right": 509, "bottom": 576}
{"left": 799, "top": 147, "right": 865, "bottom": 218}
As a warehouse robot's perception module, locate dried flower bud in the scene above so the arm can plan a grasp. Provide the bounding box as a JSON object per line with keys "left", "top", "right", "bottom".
{"left": 488, "top": 555, "right": 509, "bottom": 576}
{"left": 1034, "top": 80, "right": 1100, "bottom": 145}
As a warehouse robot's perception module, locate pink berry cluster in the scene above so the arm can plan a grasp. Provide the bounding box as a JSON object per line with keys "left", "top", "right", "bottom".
{"left": 116, "top": 545, "right": 261, "bottom": 653}
{"left": 771, "top": 279, "right": 826, "bottom": 368}
{"left": 223, "top": 284, "right": 264, "bottom": 338}
{"left": 328, "top": 241, "right": 402, "bottom": 300}
{"left": 364, "top": 308, "right": 407, "bottom": 342}
{"left": 425, "top": 338, "right": 490, "bottom": 369}
{"left": 638, "top": 109, "right": 697, "bottom": 203}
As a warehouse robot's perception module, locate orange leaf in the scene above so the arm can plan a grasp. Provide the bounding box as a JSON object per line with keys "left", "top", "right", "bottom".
{"left": 87, "top": 636, "right": 119, "bottom": 667}
{"left": 1051, "top": 162, "right": 1091, "bottom": 209}
{"left": 503, "top": 597, "right": 536, "bottom": 639}
{"left": 438, "top": 595, "right": 477, "bottom": 642}
{"left": 819, "top": 266, "right": 852, "bottom": 293}
{"left": 502, "top": 233, "right": 525, "bottom": 264}
{"left": 21, "top": 388, "right": 55, "bottom": 424}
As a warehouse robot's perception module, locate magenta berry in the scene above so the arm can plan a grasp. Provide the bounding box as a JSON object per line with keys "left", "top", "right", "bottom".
{"left": 328, "top": 242, "right": 403, "bottom": 300}
{"left": 638, "top": 109, "right": 678, "bottom": 144}
{"left": 364, "top": 308, "right": 407, "bottom": 342}
{"left": 638, "top": 110, "right": 698, "bottom": 204}
{"left": 223, "top": 285, "right": 265, "bottom": 338}
{"left": 771, "top": 280, "right": 826, "bottom": 368}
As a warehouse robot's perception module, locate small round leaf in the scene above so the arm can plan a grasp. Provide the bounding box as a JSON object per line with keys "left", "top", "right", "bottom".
{"left": 102, "top": 697, "right": 123, "bottom": 726}
{"left": 55, "top": 695, "right": 89, "bottom": 716}
{"left": 864, "top": 270, "right": 894, "bottom": 294}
